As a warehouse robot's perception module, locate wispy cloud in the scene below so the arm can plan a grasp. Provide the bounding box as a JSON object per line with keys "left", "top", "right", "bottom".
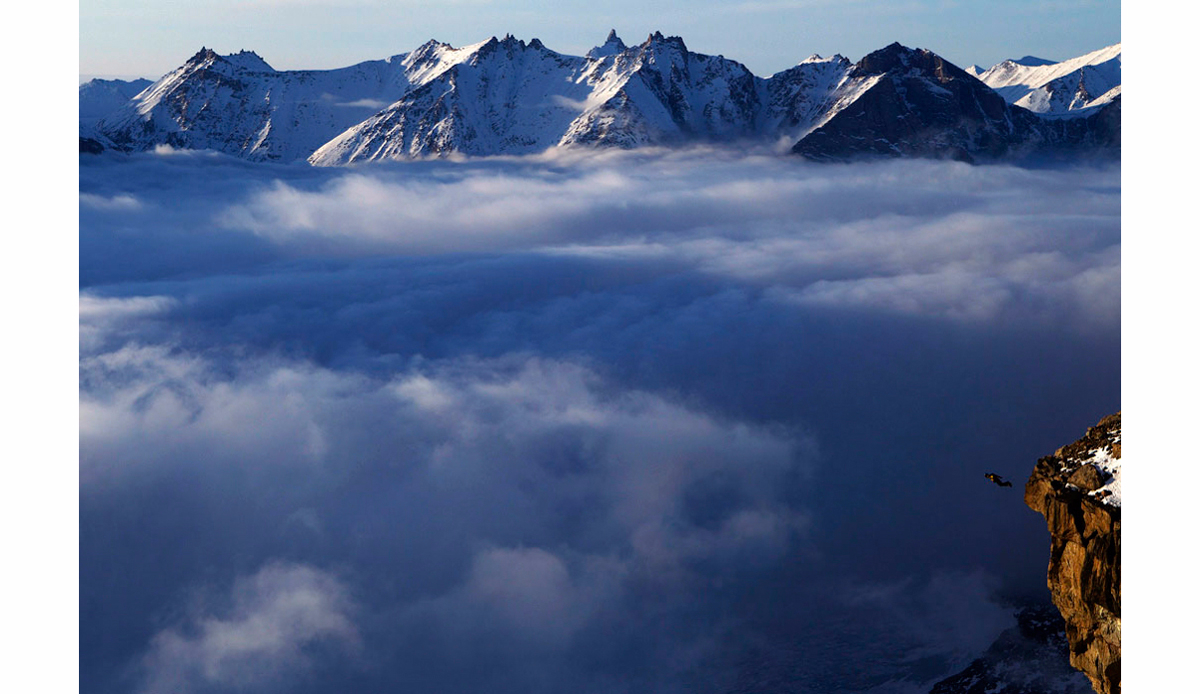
{"left": 333, "top": 98, "right": 392, "bottom": 109}
{"left": 79, "top": 192, "right": 142, "bottom": 210}
{"left": 137, "top": 563, "right": 359, "bottom": 694}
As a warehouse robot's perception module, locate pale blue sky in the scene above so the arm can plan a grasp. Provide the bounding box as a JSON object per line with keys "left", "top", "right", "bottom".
{"left": 80, "top": 1, "right": 1119, "bottom": 80}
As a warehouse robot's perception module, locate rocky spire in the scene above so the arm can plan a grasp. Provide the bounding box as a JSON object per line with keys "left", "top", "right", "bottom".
{"left": 586, "top": 29, "right": 627, "bottom": 59}
{"left": 186, "top": 47, "right": 220, "bottom": 66}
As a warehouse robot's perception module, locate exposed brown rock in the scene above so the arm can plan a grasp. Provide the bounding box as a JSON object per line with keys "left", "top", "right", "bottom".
{"left": 1066, "top": 464, "right": 1107, "bottom": 493}
{"left": 1025, "top": 413, "right": 1120, "bottom": 694}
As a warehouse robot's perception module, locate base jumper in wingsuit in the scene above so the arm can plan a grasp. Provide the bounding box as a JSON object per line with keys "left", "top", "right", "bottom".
{"left": 985, "top": 473, "right": 1013, "bottom": 487}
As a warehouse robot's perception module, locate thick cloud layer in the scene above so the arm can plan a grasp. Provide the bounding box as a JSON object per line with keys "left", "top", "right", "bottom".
{"left": 80, "top": 148, "right": 1117, "bottom": 693}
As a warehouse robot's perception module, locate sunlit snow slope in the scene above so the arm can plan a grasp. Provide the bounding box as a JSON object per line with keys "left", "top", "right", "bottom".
{"left": 974, "top": 44, "right": 1121, "bottom": 117}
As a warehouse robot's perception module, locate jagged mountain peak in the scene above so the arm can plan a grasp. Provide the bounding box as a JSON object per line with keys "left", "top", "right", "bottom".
{"left": 587, "top": 29, "right": 627, "bottom": 59}
{"left": 853, "top": 42, "right": 939, "bottom": 75}
{"left": 185, "top": 47, "right": 219, "bottom": 65}
{"left": 847, "top": 42, "right": 984, "bottom": 89}
{"left": 799, "top": 53, "right": 849, "bottom": 66}
{"left": 477, "top": 34, "right": 509, "bottom": 53}
{"left": 399, "top": 37, "right": 503, "bottom": 81}
{"left": 182, "top": 47, "right": 273, "bottom": 72}
{"left": 407, "top": 39, "right": 452, "bottom": 59}
{"left": 224, "top": 49, "right": 274, "bottom": 72}
{"left": 641, "top": 31, "right": 687, "bottom": 51}
{"left": 486, "top": 32, "right": 550, "bottom": 52}
{"left": 467, "top": 33, "right": 567, "bottom": 64}
{"left": 627, "top": 31, "right": 702, "bottom": 72}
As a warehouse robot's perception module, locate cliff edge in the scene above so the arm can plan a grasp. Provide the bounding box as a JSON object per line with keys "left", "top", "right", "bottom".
{"left": 1025, "top": 413, "right": 1121, "bottom": 694}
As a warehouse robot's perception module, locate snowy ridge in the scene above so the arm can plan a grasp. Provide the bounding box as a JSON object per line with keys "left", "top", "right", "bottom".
{"left": 310, "top": 36, "right": 594, "bottom": 162}
{"left": 800, "top": 70, "right": 881, "bottom": 136}
{"left": 98, "top": 43, "right": 480, "bottom": 161}
{"left": 312, "top": 32, "right": 772, "bottom": 164}
{"left": 79, "top": 77, "right": 152, "bottom": 136}
{"left": 561, "top": 32, "right": 763, "bottom": 147}
{"left": 976, "top": 43, "right": 1121, "bottom": 117}
{"left": 761, "top": 54, "right": 854, "bottom": 141}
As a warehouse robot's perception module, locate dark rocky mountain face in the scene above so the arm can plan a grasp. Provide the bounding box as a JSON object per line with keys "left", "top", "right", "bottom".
{"left": 1039, "top": 98, "right": 1121, "bottom": 155}
{"left": 793, "top": 43, "right": 1043, "bottom": 163}
{"left": 791, "top": 43, "right": 1120, "bottom": 164}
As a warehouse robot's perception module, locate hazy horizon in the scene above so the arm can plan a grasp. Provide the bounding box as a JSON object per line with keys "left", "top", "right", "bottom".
{"left": 80, "top": 1, "right": 1119, "bottom": 81}
{"left": 78, "top": 34, "right": 1124, "bottom": 86}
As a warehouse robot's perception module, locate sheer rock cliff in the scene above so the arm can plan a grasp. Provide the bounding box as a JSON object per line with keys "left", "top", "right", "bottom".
{"left": 1025, "top": 413, "right": 1121, "bottom": 694}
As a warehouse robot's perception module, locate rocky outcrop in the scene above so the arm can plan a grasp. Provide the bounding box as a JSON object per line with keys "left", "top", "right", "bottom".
{"left": 1025, "top": 413, "right": 1121, "bottom": 694}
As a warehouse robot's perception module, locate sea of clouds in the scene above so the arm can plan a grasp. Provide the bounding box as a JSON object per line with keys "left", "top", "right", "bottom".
{"left": 80, "top": 147, "right": 1116, "bottom": 694}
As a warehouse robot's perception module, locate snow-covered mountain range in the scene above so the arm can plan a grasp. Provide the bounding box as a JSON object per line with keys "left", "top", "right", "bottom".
{"left": 80, "top": 33, "right": 1121, "bottom": 164}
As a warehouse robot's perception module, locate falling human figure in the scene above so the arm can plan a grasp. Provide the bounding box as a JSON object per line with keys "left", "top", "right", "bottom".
{"left": 985, "top": 473, "right": 1013, "bottom": 487}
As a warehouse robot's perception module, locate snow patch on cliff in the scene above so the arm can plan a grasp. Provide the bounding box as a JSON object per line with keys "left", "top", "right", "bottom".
{"left": 1086, "top": 440, "right": 1121, "bottom": 507}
